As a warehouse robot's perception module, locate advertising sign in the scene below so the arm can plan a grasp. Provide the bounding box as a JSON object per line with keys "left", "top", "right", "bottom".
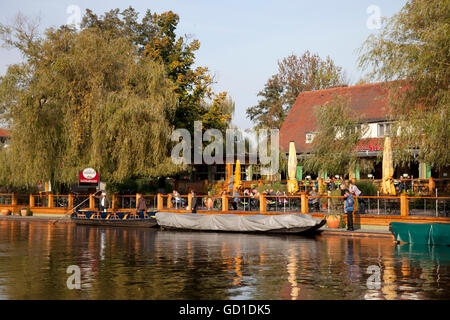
{"left": 79, "top": 168, "right": 99, "bottom": 184}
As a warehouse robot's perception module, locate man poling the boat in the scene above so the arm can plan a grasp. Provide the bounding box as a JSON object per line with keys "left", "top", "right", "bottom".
{"left": 98, "top": 192, "right": 110, "bottom": 212}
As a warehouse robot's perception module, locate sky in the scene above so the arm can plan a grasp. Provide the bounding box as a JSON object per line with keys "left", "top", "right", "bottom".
{"left": 0, "top": 0, "right": 408, "bottom": 130}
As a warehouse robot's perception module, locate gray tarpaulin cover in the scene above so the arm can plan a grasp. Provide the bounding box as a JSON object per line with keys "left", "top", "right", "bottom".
{"left": 156, "top": 212, "right": 323, "bottom": 232}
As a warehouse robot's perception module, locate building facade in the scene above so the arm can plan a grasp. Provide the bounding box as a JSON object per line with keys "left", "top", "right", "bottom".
{"left": 279, "top": 82, "right": 446, "bottom": 180}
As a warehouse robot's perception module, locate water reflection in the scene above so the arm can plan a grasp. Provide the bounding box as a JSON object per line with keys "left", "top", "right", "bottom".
{"left": 0, "top": 220, "right": 449, "bottom": 300}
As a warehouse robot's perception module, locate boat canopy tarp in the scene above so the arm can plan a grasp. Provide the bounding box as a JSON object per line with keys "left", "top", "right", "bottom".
{"left": 391, "top": 222, "right": 450, "bottom": 246}
{"left": 156, "top": 212, "right": 323, "bottom": 232}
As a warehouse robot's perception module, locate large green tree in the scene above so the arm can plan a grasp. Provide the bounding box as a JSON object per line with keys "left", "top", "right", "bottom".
{"left": 358, "top": 0, "right": 449, "bottom": 169}
{"left": 247, "top": 51, "right": 348, "bottom": 129}
{"left": 0, "top": 15, "right": 179, "bottom": 188}
{"left": 81, "top": 7, "right": 233, "bottom": 133}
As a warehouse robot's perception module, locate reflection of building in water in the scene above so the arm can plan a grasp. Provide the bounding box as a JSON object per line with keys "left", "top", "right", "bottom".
{"left": 187, "top": 240, "right": 193, "bottom": 267}
{"left": 233, "top": 245, "right": 243, "bottom": 286}
{"left": 286, "top": 247, "right": 299, "bottom": 300}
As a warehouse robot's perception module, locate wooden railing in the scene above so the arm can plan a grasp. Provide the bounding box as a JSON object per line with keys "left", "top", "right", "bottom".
{"left": 0, "top": 193, "right": 449, "bottom": 224}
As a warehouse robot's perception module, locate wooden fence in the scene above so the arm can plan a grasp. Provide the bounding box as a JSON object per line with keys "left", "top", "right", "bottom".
{"left": 0, "top": 192, "right": 449, "bottom": 227}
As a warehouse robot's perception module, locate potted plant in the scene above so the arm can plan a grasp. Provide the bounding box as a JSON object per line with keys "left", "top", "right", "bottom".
{"left": 1, "top": 209, "right": 11, "bottom": 216}
{"left": 325, "top": 210, "right": 342, "bottom": 229}
{"left": 320, "top": 193, "right": 328, "bottom": 210}
{"left": 26, "top": 208, "right": 33, "bottom": 216}
{"left": 20, "top": 207, "right": 28, "bottom": 216}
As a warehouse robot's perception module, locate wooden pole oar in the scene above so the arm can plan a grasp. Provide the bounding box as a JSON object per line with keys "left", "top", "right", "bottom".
{"left": 65, "top": 190, "right": 102, "bottom": 216}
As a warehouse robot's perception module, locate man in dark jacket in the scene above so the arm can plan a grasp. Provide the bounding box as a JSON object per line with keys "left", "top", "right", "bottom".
{"left": 136, "top": 193, "right": 147, "bottom": 216}
{"left": 190, "top": 190, "right": 198, "bottom": 213}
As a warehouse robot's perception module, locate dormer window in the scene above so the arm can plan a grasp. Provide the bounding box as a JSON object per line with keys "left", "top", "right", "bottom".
{"left": 378, "top": 122, "right": 392, "bottom": 137}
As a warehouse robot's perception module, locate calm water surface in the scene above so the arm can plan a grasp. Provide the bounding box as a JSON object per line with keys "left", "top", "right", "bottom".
{"left": 0, "top": 220, "right": 449, "bottom": 300}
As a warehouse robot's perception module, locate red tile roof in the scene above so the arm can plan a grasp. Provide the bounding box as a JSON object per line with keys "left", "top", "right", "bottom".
{"left": 279, "top": 81, "right": 393, "bottom": 153}
{"left": 0, "top": 128, "right": 10, "bottom": 137}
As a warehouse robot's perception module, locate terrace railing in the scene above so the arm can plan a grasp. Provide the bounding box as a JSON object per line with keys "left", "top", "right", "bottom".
{"left": 0, "top": 192, "right": 448, "bottom": 219}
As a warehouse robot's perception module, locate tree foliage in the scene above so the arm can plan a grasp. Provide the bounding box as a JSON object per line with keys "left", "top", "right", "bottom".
{"left": 81, "top": 7, "right": 232, "bottom": 133}
{"left": 358, "top": 0, "right": 450, "bottom": 169}
{"left": 303, "top": 96, "right": 369, "bottom": 176}
{"left": 247, "top": 51, "right": 348, "bottom": 129}
{"left": 0, "top": 15, "right": 179, "bottom": 188}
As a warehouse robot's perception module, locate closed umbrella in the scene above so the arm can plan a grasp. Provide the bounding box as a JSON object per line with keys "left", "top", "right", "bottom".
{"left": 287, "top": 141, "right": 299, "bottom": 194}
{"left": 247, "top": 165, "right": 253, "bottom": 181}
{"left": 233, "top": 160, "right": 242, "bottom": 191}
{"left": 382, "top": 137, "right": 396, "bottom": 195}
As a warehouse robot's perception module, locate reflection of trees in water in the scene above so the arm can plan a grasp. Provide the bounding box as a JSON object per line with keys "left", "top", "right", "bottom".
{"left": 0, "top": 221, "right": 449, "bottom": 299}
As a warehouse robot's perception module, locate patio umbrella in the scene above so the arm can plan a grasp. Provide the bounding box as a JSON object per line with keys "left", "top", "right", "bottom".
{"left": 233, "top": 160, "right": 242, "bottom": 191}
{"left": 247, "top": 165, "right": 253, "bottom": 181}
{"left": 287, "top": 141, "right": 299, "bottom": 194}
{"left": 382, "top": 137, "right": 396, "bottom": 195}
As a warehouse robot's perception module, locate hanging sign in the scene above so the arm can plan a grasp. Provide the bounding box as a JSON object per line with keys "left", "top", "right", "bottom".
{"left": 79, "top": 168, "right": 99, "bottom": 184}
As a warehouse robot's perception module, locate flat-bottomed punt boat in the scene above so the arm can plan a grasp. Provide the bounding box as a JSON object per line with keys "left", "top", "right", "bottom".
{"left": 71, "top": 210, "right": 158, "bottom": 228}
{"left": 155, "top": 212, "right": 326, "bottom": 235}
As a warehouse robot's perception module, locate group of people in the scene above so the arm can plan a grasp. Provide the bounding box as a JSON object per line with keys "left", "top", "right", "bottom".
{"left": 96, "top": 192, "right": 149, "bottom": 216}
{"left": 341, "top": 182, "right": 365, "bottom": 231}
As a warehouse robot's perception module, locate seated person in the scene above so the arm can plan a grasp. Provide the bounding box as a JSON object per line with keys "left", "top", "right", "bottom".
{"left": 171, "top": 190, "right": 185, "bottom": 207}
{"left": 308, "top": 187, "right": 320, "bottom": 212}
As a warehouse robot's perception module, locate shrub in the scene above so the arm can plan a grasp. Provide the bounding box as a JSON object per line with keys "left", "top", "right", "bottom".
{"left": 355, "top": 181, "right": 378, "bottom": 196}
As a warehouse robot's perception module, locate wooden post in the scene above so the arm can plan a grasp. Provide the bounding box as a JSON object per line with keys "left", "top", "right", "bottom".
{"left": 48, "top": 194, "right": 54, "bottom": 208}
{"left": 68, "top": 194, "right": 74, "bottom": 210}
{"left": 260, "top": 194, "right": 266, "bottom": 213}
{"left": 301, "top": 193, "right": 308, "bottom": 214}
{"left": 136, "top": 194, "right": 139, "bottom": 209}
{"left": 89, "top": 194, "right": 95, "bottom": 210}
{"left": 11, "top": 193, "right": 17, "bottom": 207}
{"left": 168, "top": 194, "right": 173, "bottom": 208}
{"left": 112, "top": 194, "right": 118, "bottom": 210}
{"left": 187, "top": 194, "right": 192, "bottom": 211}
{"left": 157, "top": 193, "right": 163, "bottom": 211}
{"left": 222, "top": 194, "right": 228, "bottom": 212}
{"left": 400, "top": 193, "right": 409, "bottom": 217}
{"left": 29, "top": 194, "right": 35, "bottom": 208}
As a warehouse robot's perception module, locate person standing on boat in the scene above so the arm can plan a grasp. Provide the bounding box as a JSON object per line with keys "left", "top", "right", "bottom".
{"left": 344, "top": 190, "right": 354, "bottom": 231}
{"left": 136, "top": 194, "right": 147, "bottom": 216}
{"left": 99, "top": 192, "right": 110, "bottom": 212}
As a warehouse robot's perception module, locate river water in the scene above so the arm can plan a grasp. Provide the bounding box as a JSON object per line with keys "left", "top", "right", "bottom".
{"left": 0, "top": 220, "right": 449, "bottom": 300}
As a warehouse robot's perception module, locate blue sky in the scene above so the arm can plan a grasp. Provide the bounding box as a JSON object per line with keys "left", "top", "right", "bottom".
{"left": 0, "top": 0, "right": 408, "bottom": 130}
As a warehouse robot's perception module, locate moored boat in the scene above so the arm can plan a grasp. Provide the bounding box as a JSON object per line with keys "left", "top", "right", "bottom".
{"left": 155, "top": 212, "right": 326, "bottom": 235}
{"left": 390, "top": 222, "right": 450, "bottom": 246}
{"left": 71, "top": 210, "right": 158, "bottom": 228}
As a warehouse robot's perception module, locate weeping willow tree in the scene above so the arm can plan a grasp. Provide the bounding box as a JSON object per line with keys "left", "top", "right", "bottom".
{"left": 358, "top": 0, "right": 450, "bottom": 169}
{"left": 0, "top": 14, "right": 181, "bottom": 189}
{"left": 303, "top": 96, "right": 371, "bottom": 176}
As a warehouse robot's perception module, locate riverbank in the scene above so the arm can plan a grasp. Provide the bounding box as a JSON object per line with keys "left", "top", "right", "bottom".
{"left": 0, "top": 215, "right": 395, "bottom": 238}
{"left": 0, "top": 215, "right": 72, "bottom": 223}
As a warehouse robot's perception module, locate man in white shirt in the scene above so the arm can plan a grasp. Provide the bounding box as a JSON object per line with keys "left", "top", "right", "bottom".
{"left": 349, "top": 183, "right": 365, "bottom": 214}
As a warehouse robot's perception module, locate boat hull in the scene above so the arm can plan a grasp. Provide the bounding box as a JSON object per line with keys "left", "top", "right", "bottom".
{"left": 159, "top": 220, "right": 326, "bottom": 235}
{"left": 71, "top": 211, "right": 158, "bottom": 228}
{"left": 390, "top": 222, "right": 450, "bottom": 246}
{"left": 156, "top": 212, "right": 326, "bottom": 235}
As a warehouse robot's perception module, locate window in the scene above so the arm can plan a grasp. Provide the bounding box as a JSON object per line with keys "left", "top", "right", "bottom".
{"left": 378, "top": 123, "right": 392, "bottom": 137}
{"left": 306, "top": 132, "right": 314, "bottom": 144}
